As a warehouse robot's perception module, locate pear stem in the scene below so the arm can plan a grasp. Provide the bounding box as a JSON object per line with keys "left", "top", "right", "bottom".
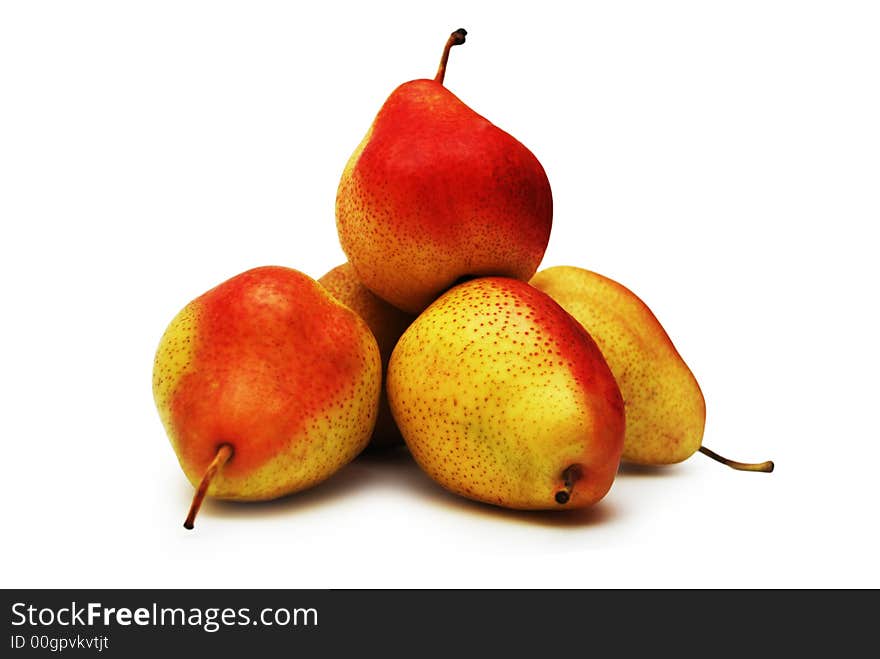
{"left": 699, "top": 445, "right": 774, "bottom": 473}
{"left": 434, "top": 28, "right": 467, "bottom": 85}
{"left": 554, "top": 464, "right": 583, "bottom": 505}
{"left": 184, "top": 444, "right": 234, "bottom": 530}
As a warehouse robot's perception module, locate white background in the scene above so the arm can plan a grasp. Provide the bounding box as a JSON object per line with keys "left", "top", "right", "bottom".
{"left": 2, "top": 1, "right": 878, "bottom": 589}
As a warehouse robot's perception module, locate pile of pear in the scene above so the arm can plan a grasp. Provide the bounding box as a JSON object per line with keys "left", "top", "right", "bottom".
{"left": 153, "top": 29, "right": 772, "bottom": 530}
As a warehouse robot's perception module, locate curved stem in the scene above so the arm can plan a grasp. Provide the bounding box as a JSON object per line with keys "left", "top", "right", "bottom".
{"left": 184, "top": 444, "right": 234, "bottom": 529}
{"left": 699, "top": 445, "right": 774, "bottom": 473}
{"left": 434, "top": 28, "right": 467, "bottom": 85}
{"left": 555, "top": 464, "right": 583, "bottom": 505}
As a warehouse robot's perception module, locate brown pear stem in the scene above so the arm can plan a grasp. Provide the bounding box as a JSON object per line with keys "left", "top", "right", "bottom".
{"left": 434, "top": 28, "right": 467, "bottom": 85}
{"left": 554, "top": 464, "right": 584, "bottom": 505}
{"left": 699, "top": 445, "right": 774, "bottom": 473}
{"left": 184, "top": 444, "right": 234, "bottom": 529}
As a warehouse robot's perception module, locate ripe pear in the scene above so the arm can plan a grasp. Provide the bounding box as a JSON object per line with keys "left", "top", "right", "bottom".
{"left": 336, "top": 29, "right": 553, "bottom": 314}
{"left": 531, "top": 266, "right": 773, "bottom": 472}
{"left": 387, "top": 277, "right": 625, "bottom": 510}
{"left": 153, "top": 266, "right": 381, "bottom": 528}
{"left": 319, "top": 262, "right": 414, "bottom": 448}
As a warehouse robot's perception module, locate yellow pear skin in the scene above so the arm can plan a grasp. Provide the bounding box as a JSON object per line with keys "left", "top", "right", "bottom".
{"left": 531, "top": 266, "right": 706, "bottom": 465}
{"left": 387, "top": 277, "right": 625, "bottom": 510}
{"left": 319, "top": 262, "right": 414, "bottom": 448}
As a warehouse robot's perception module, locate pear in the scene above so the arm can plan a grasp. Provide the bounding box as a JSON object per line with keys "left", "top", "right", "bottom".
{"left": 336, "top": 29, "right": 553, "bottom": 314}
{"left": 387, "top": 277, "right": 625, "bottom": 510}
{"left": 319, "top": 262, "right": 414, "bottom": 448}
{"left": 531, "top": 266, "right": 773, "bottom": 472}
{"left": 153, "top": 266, "right": 381, "bottom": 528}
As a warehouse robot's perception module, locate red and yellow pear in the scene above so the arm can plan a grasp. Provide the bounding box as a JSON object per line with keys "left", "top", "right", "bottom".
{"left": 387, "top": 277, "right": 625, "bottom": 510}
{"left": 152, "top": 266, "right": 382, "bottom": 528}
{"left": 336, "top": 29, "right": 553, "bottom": 314}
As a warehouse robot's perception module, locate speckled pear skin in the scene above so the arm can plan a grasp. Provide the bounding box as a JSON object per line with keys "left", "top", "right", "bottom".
{"left": 530, "top": 266, "right": 706, "bottom": 465}
{"left": 152, "top": 266, "right": 381, "bottom": 501}
{"left": 387, "top": 277, "right": 625, "bottom": 510}
{"left": 319, "top": 262, "right": 414, "bottom": 448}
{"left": 336, "top": 79, "right": 553, "bottom": 314}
